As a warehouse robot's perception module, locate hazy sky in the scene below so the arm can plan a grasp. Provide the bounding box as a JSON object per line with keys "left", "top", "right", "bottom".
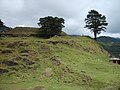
{"left": 0, "top": 0, "right": 120, "bottom": 37}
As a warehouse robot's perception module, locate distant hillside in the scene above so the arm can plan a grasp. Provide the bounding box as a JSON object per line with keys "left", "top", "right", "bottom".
{"left": 0, "top": 27, "right": 67, "bottom": 37}
{"left": 97, "top": 36, "right": 120, "bottom": 43}
{"left": 0, "top": 27, "right": 39, "bottom": 35}
{"left": 116, "top": 38, "right": 120, "bottom": 41}
{"left": 0, "top": 36, "right": 120, "bottom": 90}
{"left": 0, "top": 25, "right": 11, "bottom": 32}
{"left": 97, "top": 36, "right": 120, "bottom": 57}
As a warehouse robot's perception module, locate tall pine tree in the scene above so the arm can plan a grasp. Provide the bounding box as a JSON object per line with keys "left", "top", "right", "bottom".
{"left": 84, "top": 10, "right": 108, "bottom": 40}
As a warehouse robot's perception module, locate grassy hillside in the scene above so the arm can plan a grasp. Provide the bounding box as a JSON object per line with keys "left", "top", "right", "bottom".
{"left": 0, "top": 36, "right": 120, "bottom": 90}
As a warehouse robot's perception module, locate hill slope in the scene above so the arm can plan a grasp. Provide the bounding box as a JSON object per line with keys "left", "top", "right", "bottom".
{"left": 97, "top": 36, "right": 120, "bottom": 57}
{"left": 0, "top": 36, "right": 120, "bottom": 90}
{"left": 0, "top": 25, "right": 11, "bottom": 32}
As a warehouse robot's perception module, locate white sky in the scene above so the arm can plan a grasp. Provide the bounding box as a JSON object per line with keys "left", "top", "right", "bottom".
{"left": 0, "top": 0, "right": 120, "bottom": 38}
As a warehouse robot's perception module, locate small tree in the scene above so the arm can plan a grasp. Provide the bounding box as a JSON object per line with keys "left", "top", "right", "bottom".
{"left": 0, "top": 19, "right": 4, "bottom": 27}
{"left": 38, "top": 16, "right": 65, "bottom": 37}
{"left": 84, "top": 10, "right": 108, "bottom": 40}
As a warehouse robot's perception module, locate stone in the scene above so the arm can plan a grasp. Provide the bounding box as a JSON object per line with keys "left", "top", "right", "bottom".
{"left": 42, "top": 68, "right": 53, "bottom": 77}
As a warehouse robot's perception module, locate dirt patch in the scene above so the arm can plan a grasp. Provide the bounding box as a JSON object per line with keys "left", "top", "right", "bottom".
{"left": 48, "top": 40, "right": 79, "bottom": 47}
{"left": 48, "top": 40, "right": 67, "bottom": 45}
{"left": 7, "top": 41, "right": 29, "bottom": 48}
{"left": 38, "top": 45, "right": 51, "bottom": 54}
{"left": 20, "top": 49, "right": 37, "bottom": 56}
{"left": 2, "top": 61, "right": 19, "bottom": 66}
{"left": 21, "top": 86, "right": 47, "bottom": 90}
{"left": 0, "top": 42, "right": 4, "bottom": 45}
{"left": 49, "top": 56, "right": 61, "bottom": 66}
{"left": 12, "top": 56, "right": 23, "bottom": 61}
{"left": 39, "top": 45, "right": 50, "bottom": 50}
{"left": 42, "top": 68, "right": 54, "bottom": 77}
{"left": 22, "top": 58, "right": 35, "bottom": 65}
{"left": 7, "top": 41, "right": 22, "bottom": 48}
{"left": 12, "top": 56, "right": 34, "bottom": 65}
{"left": 32, "top": 86, "right": 47, "bottom": 90}
{"left": 19, "top": 43, "right": 29, "bottom": 46}
{"left": 81, "top": 74, "right": 92, "bottom": 83}
{"left": 1, "top": 49, "right": 13, "bottom": 54}
{"left": 20, "top": 49, "right": 29, "bottom": 53}
{"left": 20, "top": 53, "right": 31, "bottom": 57}
{"left": 0, "top": 68, "right": 9, "bottom": 74}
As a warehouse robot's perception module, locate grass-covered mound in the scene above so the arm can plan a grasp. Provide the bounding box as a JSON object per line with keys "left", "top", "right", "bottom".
{"left": 0, "top": 36, "right": 120, "bottom": 90}
{"left": 0, "top": 27, "right": 67, "bottom": 37}
{"left": 0, "top": 27, "right": 40, "bottom": 36}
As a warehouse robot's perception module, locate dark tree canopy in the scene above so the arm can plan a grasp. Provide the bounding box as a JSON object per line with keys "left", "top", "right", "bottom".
{"left": 0, "top": 19, "right": 4, "bottom": 27}
{"left": 84, "top": 10, "right": 108, "bottom": 40}
{"left": 38, "top": 16, "right": 65, "bottom": 37}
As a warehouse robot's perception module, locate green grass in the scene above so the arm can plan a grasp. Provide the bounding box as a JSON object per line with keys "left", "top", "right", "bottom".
{"left": 0, "top": 36, "right": 120, "bottom": 90}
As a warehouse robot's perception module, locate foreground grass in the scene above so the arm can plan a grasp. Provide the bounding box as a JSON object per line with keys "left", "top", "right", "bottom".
{"left": 0, "top": 36, "right": 120, "bottom": 90}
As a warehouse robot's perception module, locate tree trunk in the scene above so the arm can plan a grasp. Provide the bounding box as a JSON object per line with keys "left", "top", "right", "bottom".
{"left": 94, "top": 31, "right": 97, "bottom": 40}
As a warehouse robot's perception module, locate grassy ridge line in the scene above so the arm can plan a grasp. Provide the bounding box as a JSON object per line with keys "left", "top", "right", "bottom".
{"left": 0, "top": 36, "right": 120, "bottom": 90}
{"left": 0, "top": 27, "right": 40, "bottom": 34}
{"left": 0, "top": 27, "right": 67, "bottom": 36}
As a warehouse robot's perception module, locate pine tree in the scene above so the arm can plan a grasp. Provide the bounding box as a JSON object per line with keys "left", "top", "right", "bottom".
{"left": 84, "top": 10, "right": 108, "bottom": 40}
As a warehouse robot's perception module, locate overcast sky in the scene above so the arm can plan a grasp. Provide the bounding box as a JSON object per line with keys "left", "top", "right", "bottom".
{"left": 0, "top": 0, "right": 120, "bottom": 38}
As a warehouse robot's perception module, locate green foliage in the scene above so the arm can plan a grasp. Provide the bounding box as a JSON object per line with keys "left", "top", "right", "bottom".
{"left": 38, "top": 16, "right": 65, "bottom": 37}
{"left": 0, "top": 19, "right": 11, "bottom": 32}
{"left": 84, "top": 10, "right": 108, "bottom": 40}
{"left": 0, "top": 19, "right": 4, "bottom": 27}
